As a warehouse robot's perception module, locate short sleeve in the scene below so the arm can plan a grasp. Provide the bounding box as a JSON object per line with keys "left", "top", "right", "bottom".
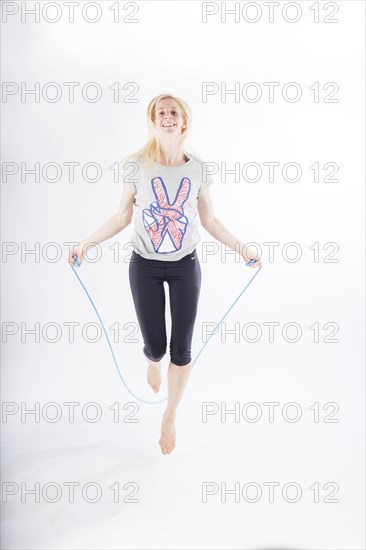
{"left": 199, "top": 172, "right": 214, "bottom": 195}
{"left": 122, "top": 157, "right": 141, "bottom": 194}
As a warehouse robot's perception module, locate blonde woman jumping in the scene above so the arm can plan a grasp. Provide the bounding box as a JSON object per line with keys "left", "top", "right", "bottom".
{"left": 69, "top": 93, "right": 262, "bottom": 455}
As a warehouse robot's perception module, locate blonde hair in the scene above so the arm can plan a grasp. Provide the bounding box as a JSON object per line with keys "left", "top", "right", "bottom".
{"left": 123, "top": 92, "right": 200, "bottom": 166}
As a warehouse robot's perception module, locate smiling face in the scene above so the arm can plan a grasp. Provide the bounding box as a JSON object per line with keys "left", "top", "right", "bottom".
{"left": 154, "top": 98, "right": 186, "bottom": 136}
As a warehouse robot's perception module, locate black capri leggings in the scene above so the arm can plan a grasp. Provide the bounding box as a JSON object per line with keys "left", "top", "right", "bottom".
{"left": 128, "top": 249, "right": 201, "bottom": 367}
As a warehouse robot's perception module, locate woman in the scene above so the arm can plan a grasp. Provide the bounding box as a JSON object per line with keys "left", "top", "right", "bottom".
{"left": 68, "top": 92, "right": 262, "bottom": 455}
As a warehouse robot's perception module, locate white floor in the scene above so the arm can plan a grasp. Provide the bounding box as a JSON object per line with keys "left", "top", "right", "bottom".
{"left": 1, "top": 253, "right": 365, "bottom": 549}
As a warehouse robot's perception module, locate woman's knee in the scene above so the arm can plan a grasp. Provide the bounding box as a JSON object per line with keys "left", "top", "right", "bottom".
{"left": 144, "top": 341, "right": 167, "bottom": 363}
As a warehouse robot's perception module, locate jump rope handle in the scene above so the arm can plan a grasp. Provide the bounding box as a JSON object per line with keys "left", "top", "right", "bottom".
{"left": 72, "top": 255, "right": 81, "bottom": 267}
{"left": 245, "top": 259, "right": 257, "bottom": 267}
{"left": 73, "top": 255, "right": 257, "bottom": 268}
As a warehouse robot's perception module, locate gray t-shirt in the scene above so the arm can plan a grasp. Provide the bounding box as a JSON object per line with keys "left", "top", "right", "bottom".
{"left": 123, "top": 154, "right": 214, "bottom": 261}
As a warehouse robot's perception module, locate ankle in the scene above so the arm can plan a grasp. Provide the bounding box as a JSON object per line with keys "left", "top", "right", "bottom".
{"left": 163, "top": 410, "right": 176, "bottom": 422}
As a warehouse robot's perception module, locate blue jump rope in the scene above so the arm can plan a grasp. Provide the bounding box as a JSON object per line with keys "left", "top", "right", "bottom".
{"left": 70, "top": 254, "right": 262, "bottom": 405}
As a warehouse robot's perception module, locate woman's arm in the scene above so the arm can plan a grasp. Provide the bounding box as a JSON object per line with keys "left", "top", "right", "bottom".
{"left": 197, "top": 188, "right": 262, "bottom": 266}
{"left": 80, "top": 184, "right": 135, "bottom": 248}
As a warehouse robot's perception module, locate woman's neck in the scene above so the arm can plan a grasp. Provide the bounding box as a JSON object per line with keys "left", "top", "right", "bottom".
{"left": 157, "top": 148, "right": 187, "bottom": 166}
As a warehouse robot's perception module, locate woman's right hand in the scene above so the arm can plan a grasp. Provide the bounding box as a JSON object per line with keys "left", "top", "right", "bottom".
{"left": 68, "top": 243, "right": 86, "bottom": 266}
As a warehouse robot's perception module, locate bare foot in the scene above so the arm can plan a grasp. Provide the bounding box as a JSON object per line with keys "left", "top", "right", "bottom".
{"left": 147, "top": 361, "right": 161, "bottom": 393}
{"left": 159, "top": 412, "right": 176, "bottom": 455}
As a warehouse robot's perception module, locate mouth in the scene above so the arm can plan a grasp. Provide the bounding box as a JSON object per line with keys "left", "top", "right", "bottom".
{"left": 162, "top": 123, "right": 175, "bottom": 127}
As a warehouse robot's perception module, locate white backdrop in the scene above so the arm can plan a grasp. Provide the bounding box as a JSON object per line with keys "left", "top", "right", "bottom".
{"left": 1, "top": 1, "right": 365, "bottom": 549}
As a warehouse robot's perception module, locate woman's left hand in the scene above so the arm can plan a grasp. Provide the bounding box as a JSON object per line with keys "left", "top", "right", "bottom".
{"left": 243, "top": 251, "right": 263, "bottom": 269}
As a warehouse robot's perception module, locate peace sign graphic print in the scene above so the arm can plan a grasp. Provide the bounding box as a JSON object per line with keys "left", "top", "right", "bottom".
{"left": 142, "top": 175, "right": 191, "bottom": 254}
